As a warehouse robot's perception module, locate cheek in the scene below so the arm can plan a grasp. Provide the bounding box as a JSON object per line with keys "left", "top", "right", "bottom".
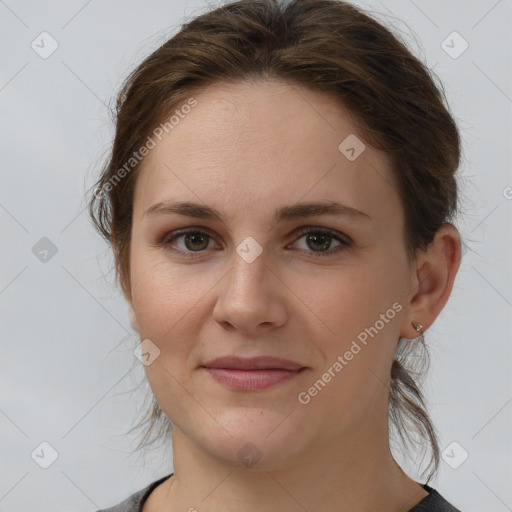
{"left": 296, "top": 274, "right": 398, "bottom": 426}
{"left": 129, "top": 254, "right": 223, "bottom": 396}
{"left": 299, "top": 265, "right": 392, "bottom": 345}
{"left": 132, "top": 262, "right": 205, "bottom": 420}
{"left": 130, "top": 253, "right": 205, "bottom": 334}
{"left": 299, "top": 262, "right": 403, "bottom": 391}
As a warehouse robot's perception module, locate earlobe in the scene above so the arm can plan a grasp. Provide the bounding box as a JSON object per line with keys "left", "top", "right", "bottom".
{"left": 401, "top": 224, "right": 461, "bottom": 340}
{"left": 128, "top": 303, "right": 139, "bottom": 333}
{"left": 121, "top": 278, "right": 139, "bottom": 332}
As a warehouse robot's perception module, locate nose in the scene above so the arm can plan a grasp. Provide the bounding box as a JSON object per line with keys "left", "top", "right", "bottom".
{"left": 212, "top": 248, "right": 287, "bottom": 336}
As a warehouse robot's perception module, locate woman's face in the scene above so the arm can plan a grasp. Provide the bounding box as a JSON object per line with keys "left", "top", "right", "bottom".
{"left": 127, "top": 80, "right": 416, "bottom": 469}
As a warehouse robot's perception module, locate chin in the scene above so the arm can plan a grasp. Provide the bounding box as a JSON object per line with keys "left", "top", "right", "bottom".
{"left": 190, "top": 409, "right": 311, "bottom": 471}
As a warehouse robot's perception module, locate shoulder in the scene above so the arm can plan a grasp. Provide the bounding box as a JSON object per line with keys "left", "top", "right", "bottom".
{"left": 409, "top": 484, "right": 462, "bottom": 512}
{"left": 94, "top": 473, "right": 174, "bottom": 512}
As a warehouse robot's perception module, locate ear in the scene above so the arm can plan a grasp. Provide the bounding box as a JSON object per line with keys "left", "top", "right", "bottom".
{"left": 128, "top": 302, "right": 139, "bottom": 333}
{"left": 121, "top": 278, "right": 139, "bottom": 333}
{"left": 401, "top": 223, "right": 462, "bottom": 339}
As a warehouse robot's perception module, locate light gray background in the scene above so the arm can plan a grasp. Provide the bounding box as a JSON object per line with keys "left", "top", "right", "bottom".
{"left": 1, "top": 1, "right": 511, "bottom": 511}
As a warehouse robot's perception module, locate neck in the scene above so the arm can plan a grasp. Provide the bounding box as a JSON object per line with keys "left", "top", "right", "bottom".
{"left": 150, "top": 416, "right": 428, "bottom": 512}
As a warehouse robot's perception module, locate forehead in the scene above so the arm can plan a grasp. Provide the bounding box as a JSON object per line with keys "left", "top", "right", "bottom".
{"left": 134, "top": 79, "right": 401, "bottom": 225}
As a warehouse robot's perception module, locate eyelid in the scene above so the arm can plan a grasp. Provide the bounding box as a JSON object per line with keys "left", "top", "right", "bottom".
{"left": 159, "top": 225, "right": 351, "bottom": 258}
{"left": 291, "top": 225, "right": 352, "bottom": 245}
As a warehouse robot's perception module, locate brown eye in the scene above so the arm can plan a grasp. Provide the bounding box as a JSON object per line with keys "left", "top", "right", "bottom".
{"left": 291, "top": 227, "right": 350, "bottom": 258}
{"left": 161, "top": 229, "right": 216, "bottom": 256}
{"left": 158, "top": 226, "right": 350, "bottom": 260}
{"left": 180, "top": 232, "right": 211, "bottom": 251}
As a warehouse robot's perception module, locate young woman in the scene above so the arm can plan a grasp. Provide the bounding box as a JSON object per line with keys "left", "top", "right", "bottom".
{"left": 89, "top": 0, "right": 463, "bottom": 510}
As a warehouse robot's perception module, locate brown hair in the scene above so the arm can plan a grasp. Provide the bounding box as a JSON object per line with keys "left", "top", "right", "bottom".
{"left": 88, "top": 0, "right": 462, "bottom": 483}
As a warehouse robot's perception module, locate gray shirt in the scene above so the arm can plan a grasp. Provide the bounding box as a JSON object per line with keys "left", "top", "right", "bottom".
{"left": 95, "top": 473, "right": 462, "bottom": 511}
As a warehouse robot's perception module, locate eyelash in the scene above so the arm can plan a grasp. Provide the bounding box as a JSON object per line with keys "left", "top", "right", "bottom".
{"left": 158, "top": 226, "right": 351, "bottom": 260}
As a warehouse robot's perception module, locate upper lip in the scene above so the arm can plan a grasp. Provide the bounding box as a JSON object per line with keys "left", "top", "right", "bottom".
{"left": 202, "top": 356, "right": 306, "bottom": 371}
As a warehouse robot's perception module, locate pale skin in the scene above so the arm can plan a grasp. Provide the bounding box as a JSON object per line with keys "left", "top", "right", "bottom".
{"left": 122, "top": 79, "right": 461, "bottom": 512}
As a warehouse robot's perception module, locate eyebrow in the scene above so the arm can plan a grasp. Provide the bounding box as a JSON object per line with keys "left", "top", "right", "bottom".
{"left": 143, "top": 200, "right": 371, "bottom": 222}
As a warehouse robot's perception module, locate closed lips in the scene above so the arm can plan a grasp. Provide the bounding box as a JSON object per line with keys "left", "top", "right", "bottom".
{"left": 202, "top": 355, "right": 306, "bottom": 371}
{"left": 201, "top": 356, "right": 309, "bottom": 391}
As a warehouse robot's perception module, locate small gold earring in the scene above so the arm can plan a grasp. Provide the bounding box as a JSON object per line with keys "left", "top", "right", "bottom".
{"left": 412, "top": 322, "right": 424, "bottom": 342}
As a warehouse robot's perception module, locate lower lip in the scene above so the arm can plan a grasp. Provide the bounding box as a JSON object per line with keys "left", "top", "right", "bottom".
{"left": 203, "top": 367, "right": 306, "bottom": 391}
